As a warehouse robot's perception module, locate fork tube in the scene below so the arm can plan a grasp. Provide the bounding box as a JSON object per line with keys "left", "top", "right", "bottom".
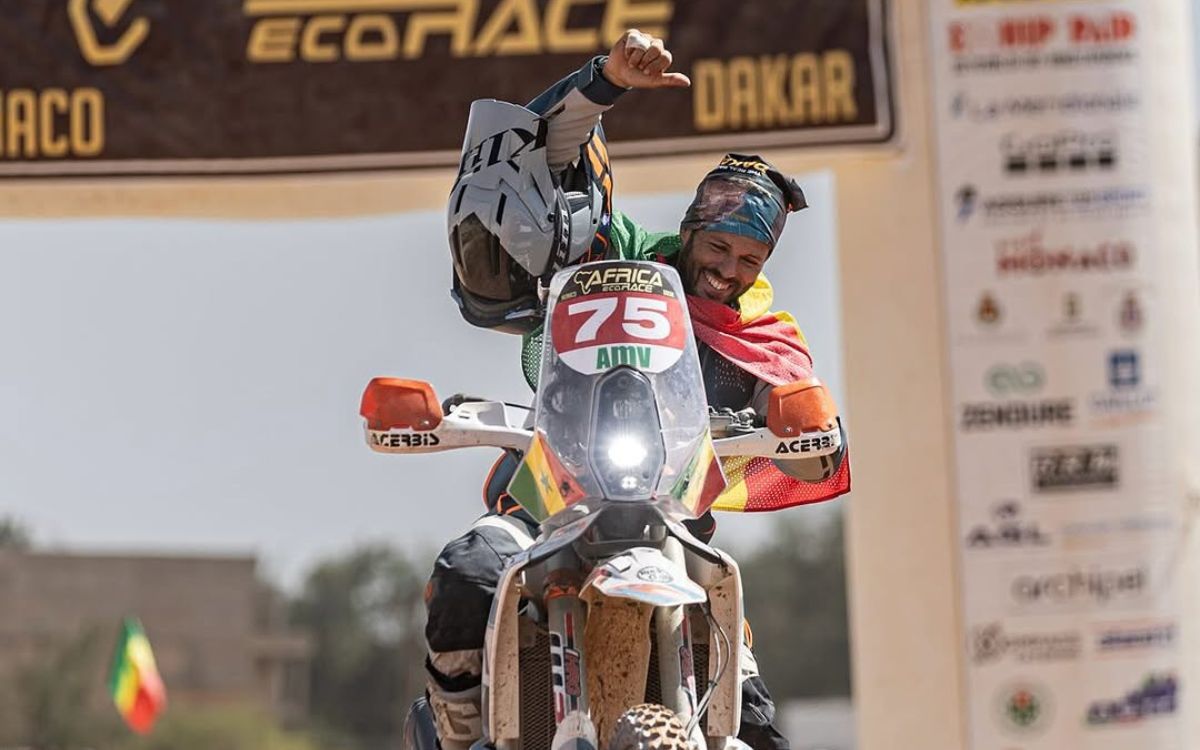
{"left": 655, "top": 538, "right": 698, "bottom": 724}
{"left": 545, "top": 556, "right": 597, "bottom": 750}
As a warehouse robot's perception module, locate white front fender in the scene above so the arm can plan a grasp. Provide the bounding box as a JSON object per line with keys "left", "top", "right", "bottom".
{"left": 580, "top": 547, "right": 707, "bottom": 607}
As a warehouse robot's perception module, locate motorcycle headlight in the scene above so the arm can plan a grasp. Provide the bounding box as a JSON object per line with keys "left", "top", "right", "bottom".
{"left": 588, "top": 367, "right": 665, "bottom": 500}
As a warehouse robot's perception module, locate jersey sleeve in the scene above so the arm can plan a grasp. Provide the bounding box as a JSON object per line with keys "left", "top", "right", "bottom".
{"left": 608, "top": 209, "right": 683, "bottom": 262}
{"left": 527, "top": 55, "right": 629, "bottom": 173}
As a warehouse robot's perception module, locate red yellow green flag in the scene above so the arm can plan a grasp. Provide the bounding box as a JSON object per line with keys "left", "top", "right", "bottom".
{"left": 108, "top": 617, "right": 167, "bottom": 734}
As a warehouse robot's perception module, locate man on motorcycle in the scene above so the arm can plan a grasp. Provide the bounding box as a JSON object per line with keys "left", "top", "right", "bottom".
{"left": 428, "top": 29, "right": 850, "bottom": 750}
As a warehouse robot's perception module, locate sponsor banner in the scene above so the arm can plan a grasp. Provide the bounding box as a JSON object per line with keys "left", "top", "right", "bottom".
{"left": 0, "top": 0, "right": 894, "bottom": 176}
{"left": 931, "top": 0, "right": 1184, "bottom": 747}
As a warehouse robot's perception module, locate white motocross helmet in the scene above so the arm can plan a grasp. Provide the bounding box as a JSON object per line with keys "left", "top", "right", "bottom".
{"left": 448, "top": 99, "right": 605, "bottom": 334}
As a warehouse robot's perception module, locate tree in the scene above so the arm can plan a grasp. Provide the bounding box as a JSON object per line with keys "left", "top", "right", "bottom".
{"left": 737, "top": 511, "right": 852, "bottom": 699}
{"left": 0, "top": 515, "right": 31, "bottom": 550}
{"left": 6, "top": 625, "right": 122, "bottom": 748}
{"left": 290, "top": 543, "right": 430, "bottom": 749}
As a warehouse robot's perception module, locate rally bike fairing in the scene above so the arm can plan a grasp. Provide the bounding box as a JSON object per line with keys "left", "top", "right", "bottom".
{"left": 506, "top": 260, "right": 727, "bottom": 529}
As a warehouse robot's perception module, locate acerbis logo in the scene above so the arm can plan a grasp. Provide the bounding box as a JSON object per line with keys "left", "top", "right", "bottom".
{"left": 1030, "top": 444, "right": 1118, "bottom": 492}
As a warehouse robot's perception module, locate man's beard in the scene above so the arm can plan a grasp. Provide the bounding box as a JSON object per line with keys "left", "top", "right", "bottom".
{"left": 677, "top": 236, "right": 750, "bottom": 305}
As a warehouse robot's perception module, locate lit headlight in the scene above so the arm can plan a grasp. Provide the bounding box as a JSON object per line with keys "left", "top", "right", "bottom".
{"left": 607, "top": 435, "right": 648, "bottom": 468}
{"left": 588, "top": 367, "right": 665, "bottom": 500}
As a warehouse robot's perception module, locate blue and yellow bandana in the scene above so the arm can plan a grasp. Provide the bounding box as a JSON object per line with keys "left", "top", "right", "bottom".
{"left": 680, "top": 154, "right": 807, "bottom": 250}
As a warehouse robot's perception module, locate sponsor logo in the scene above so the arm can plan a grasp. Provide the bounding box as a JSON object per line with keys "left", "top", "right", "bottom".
{"left": 976, "top": 291, "right": 1002, "bottom": 326}
{"left": 1085, "top": 673, "right": 1177, "bottom": 726}
{"left": 996, "top": 682, "right": 1052, "bottom": 736}
{"left": 949, "top": 12, "right": 1137, "bottom": 74}
{"left": 1108, "top": 349, "right": 1139, "bottom": 388}
{"left": 1090, "top": 349, "right": 1156, "bottom": 418}
{"left": 636, "top": 565, "right": 673, "bottom": 583}
{"left": 949, "top": 16, "right": 1055, "bottom": 53}
{"left": 985, "top": 362, "right": 1045, "bottom": 395}
{"left": 966, "top": 501, "right": 1050, "bottom": 548}
{"left": 1118, "top": 291, "right": 1144, "bottom": 334}
{"left": 1096, "top": 622, "right": 1176, "bottom": 653}
{"left": 961, "top": 400, "right": 1073, "bottom": 430}
{"left": 956, "top": 0, "right": 1085, "bottom": 5}
{"left": 1001, "top": 129, "right": 1116, "bottom": 175}
{"left": 570, "top": 266, "right": 667, "bottom": 297}
{"left": 995, "top": 230, "right": 1134, "bottom": 276}
{"left": 1046, "top": 291, "right": 1099, "bottom": 338}
{"left": 243, "top": 0, "right": 673, "bottom": 63}
{"left": 955, "top": 183, "right": 1148, "bottom": 223}
{"left": 774, "top": 434, "right": 838, "bottom": 455}
{"left": 950, "top": 90, "right": 1139, "bottom": 122}
{"left": 369, "top": 430, "right": 441, "bottom": 448}
{"left": 1012, "top": 566, "right": 1146, "bottom": 606}
{"left": 1030, "top": 444, "right": 1118, "bottom": 491}
{"left": 1061, "top": 515, "right": 1174, "bottom": 549}
{"left": 972, "top": 622, "right": 1081, "bottom": 665}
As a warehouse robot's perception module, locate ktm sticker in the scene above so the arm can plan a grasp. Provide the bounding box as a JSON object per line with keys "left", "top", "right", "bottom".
{"left": 550, "top": 290, "right": 687, "bottom": 374}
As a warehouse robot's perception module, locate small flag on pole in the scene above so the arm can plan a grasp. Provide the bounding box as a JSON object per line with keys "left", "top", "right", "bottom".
{"left": 108, "top": 617, "right": 167, "bottom": 734}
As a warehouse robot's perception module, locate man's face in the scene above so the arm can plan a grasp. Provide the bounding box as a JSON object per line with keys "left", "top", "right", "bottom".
{"left": 678, "top": 229, "right": 771, "bottom": 304}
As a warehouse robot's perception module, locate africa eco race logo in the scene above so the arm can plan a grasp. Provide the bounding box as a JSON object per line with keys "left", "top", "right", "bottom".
{"left": 1085, "top": 673, "right": 1177, "bottom": 726}
{"left": 1030, "top": 444, "right": 1118, "bottom": 492}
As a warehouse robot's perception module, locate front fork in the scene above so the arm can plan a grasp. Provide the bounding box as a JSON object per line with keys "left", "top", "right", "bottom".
{"left": 546, "top": 554, "right": 599, "bottom": 750}
{"left": 546, "top": 541, "right": 703, "bottom": 750}
{"left": 654, "top": 537, "right": 703, "bottom": 746}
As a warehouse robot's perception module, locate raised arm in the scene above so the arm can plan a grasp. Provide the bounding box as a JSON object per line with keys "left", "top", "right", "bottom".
{"left": 528, "top": 29, "right": 690, "bottom": 172}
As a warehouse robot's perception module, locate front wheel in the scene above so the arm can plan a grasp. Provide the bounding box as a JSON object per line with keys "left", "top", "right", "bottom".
{"left": 608, "top": 703, "right": 690, "bottom": 750}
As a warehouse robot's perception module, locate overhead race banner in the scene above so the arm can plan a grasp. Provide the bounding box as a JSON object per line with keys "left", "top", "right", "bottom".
{"left": 930, "top": 2, "right": 1185, "bottom": 749}
{"left": 0, "top": 0, "right": 892, "bottom": 177}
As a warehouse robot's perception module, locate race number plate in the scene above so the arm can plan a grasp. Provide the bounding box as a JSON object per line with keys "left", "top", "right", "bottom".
{"left": 550, "top": 263, "right": 688, "bottom": 375}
